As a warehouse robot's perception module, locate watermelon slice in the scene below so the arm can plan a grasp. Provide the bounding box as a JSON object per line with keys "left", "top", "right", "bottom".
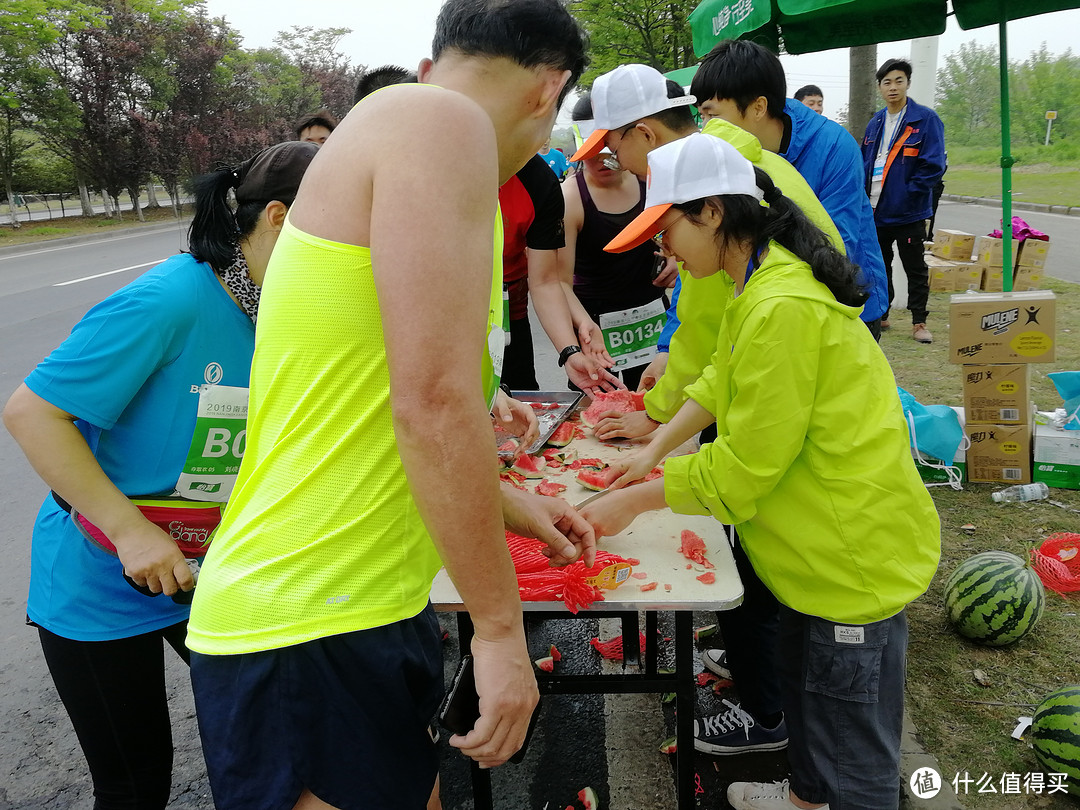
{"left": 644, "top": 466, "right": 664, "bottom": 481}
{"left": 547, "top": 422, "right": 576, "bottom": 447}
{"left": 658, "top": 737, "right": 677, "bottom": 755}
{"left": 679, "top": 529, "right": 714, "bottom": 568}
{"left": 511, "top": 453, "right": 546, "bottom": 478}
{"left": 549, "top": 644, "right": 562, "bottom": 662}
{"left": 577, "top": 467, "right": 621, "bottom": 491}
{"left": 694, "top": 623, "right": 717, "bottom": 642}
{"left": 580, "top": 390, "right": 647, "bottom": 428}
{"left": 638, "top": 581, "right": 658, "bottom": 591}
{"left": 696, "top": 571, "right": 716, "bottom": 585}
{"left": 578, "top": 787, "right": 599, "bottom": 810}
{"left": 535, "top": 480, "right": 567, "bottom": 497}
{"left": 696, "top": 672, "right": 720, "bottom": 687}
{"left": 534, "top": 655, "right": 554, "bottom": 673}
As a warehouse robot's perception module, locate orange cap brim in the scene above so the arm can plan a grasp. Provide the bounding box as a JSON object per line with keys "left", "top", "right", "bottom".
{"left": 570, "top": 128, "right": 609, "bottom": 162}
{"left": 604, "top": 203, "right": 673, "bottom": 253}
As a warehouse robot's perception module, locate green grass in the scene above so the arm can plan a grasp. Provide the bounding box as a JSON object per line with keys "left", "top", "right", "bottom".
{"left": 886, "top": 276, "right": 1080, "bottom": 808}
{"left": 946, "top": 167, "right": 1080, "bottom": 207}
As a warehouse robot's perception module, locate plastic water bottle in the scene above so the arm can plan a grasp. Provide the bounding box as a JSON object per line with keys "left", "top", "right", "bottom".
{"left": 991, "top": 482, "right": 1050, "bottom": 503}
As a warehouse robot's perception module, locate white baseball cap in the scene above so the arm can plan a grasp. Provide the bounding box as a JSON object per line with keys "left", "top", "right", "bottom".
{"left": 605, "top": 133, "right": 763, "bottom": 253}
{"left": 570, "top": 64, "right": 696, "bottom": 162}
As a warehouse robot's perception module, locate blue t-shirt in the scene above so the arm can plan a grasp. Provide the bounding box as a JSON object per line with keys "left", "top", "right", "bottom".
{"left": 540, "top": 149, "right": 568, "bottom": 179}
{"left": 25, "top": 253, "right": 255, "bottom": 641}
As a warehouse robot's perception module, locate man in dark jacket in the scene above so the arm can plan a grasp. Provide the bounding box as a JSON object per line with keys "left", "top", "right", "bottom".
{"left": 862, "top": 58, "right": 946, "bottom": 344}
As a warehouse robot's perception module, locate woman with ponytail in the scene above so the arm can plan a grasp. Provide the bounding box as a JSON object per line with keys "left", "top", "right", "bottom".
{"left": 580, "top": 134, "right": 940, "bottom": 810}
{"left": 2, "top": 141, "right": 317, "bottom": 809}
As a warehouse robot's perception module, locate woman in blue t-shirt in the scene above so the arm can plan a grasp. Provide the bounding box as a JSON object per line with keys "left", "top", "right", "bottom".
{"left": 2, "top": 141, "right": 317, "bottom": 809}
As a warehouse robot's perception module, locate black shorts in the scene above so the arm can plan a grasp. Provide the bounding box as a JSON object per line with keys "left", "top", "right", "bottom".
{"left": 190, "top": 605, "right": 443, "bottom": 810}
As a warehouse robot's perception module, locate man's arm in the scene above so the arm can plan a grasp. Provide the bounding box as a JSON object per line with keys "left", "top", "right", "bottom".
{"left": 365, "top": 91, "right": 536, "bottom": 767}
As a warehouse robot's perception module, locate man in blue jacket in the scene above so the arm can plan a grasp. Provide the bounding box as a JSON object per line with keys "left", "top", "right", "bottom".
{"left": 862, "top": 58, "right": 946, "bottom": 344}
{"left": 690, "top": 40, "right": 889, "bottom": 340}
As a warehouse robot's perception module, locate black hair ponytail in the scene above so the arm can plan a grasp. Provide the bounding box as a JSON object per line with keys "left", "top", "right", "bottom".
{"left": 676, "top": 167, "right": 867, "bottom": 308}
{"left": 187, "top": 167, "right": 265, "bottom": 273}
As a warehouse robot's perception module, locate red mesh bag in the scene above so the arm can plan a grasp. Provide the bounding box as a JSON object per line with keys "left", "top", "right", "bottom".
{"left": 1029, "top": 533, "right": 1080, "bottom": 594}
{"left": 506, "top": 531, "right": 634, "bottom": 614}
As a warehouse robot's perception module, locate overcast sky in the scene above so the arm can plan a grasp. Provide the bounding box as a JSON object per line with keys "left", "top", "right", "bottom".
{"left": 200, "top": 0, "right": 1080, "bottom": 120}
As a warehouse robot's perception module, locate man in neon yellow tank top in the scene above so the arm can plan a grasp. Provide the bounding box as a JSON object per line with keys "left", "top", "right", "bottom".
{"left": 186, "top": 2, "right": 589, "bottom": 808}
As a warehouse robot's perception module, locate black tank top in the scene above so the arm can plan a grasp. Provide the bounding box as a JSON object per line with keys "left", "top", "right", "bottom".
{"left": 572, "top": 170, "right": 665, "bottom": 320}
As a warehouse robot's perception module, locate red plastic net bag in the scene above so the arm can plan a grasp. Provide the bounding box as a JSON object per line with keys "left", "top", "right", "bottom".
{"left": 1029, "top": 533, "right": 1080, "bottom": 594}
{"left": 506, "top": 531, "right": 634, "bottom": 614}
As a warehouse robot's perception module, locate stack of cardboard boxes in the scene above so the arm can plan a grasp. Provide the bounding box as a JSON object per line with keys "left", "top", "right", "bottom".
{"left": 925, "top": 228, "right": 1052, "bottom": 293}
{"left": 948, "top": 290, "right": 1057, "bottom": 483}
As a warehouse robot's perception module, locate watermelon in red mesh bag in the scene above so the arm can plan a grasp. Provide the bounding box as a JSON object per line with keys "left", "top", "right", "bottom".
{"left": 1030, "top": 533, "right": 1080, "bottom": 594}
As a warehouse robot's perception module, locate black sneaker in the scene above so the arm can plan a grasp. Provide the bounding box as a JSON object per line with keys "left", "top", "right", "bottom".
{"left": 700, "top": 648, "right": 732, "bottom": 679}
{"left": 694, "top": 700, "right": 789, "bottom": 755}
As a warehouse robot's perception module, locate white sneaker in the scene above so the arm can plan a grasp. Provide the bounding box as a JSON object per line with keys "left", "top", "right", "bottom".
{"left": 726, "top": 779, "right": 830, "bottom": 809}
{"left": 700, "top": 647, "right": 732, "bottom": 678}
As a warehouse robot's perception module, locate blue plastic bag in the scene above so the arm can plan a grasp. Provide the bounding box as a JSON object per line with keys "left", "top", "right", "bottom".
{"left": 1048, "top": 372, "right": 1080, "bottom": 430}
{"left": 897, "top": 387, "right": 964, "bottom": 463}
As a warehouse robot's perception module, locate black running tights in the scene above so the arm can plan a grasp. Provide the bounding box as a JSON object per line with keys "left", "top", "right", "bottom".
{"left": 37, "top": 621, "right": 190, "bottom": 810}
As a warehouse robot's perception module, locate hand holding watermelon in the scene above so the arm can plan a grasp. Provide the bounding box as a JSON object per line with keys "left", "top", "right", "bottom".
{"left": 491, "top": 390, "right": 540, "bottom": 457}
{"left": 501, "top": 486, "right": 597, "bottom": 567}
{"left": 580, "top": 483, "right": 663, "bottom": 540}
{"left": 606, "top": 447, "right": 665, "bottom": 491}
{"left": 449, "top": 631, "right": 539, "bottom": 768}
{"left": 593, "top": 410, "right": 659, "bottom": 441}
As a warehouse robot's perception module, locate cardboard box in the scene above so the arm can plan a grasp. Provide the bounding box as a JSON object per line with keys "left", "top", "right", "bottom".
{"left": 948, "top": 290, "right": 1056, "bottom": 364}
{"left": 932, "top": 229, "right": 976, "bottom": 261}
{"left": 962, "top": 364, "right": 1031, "bottom": 424}
{"left": 1012, "top": 266, "right": 1046, "bottom": 292}
{"left": 953, "top": 263, "right": 984, "bottom": 291}
{"left": 1033, "top": 423, "right": 1080, "bottom": 490}
{"left": 980, "top": 266, "right": 1005, "bottom": 292}
{"left": 1017, "top": 239, "right": 1051, "bottom": 269}
{"left": 973, "top": 235, "right": 1020, "bottom": 267}
{"left": 925, "top": 255, "right": 956, "bottom": 292}
{"left": 965, "top": 422, "right": 1032, "bottom": 483}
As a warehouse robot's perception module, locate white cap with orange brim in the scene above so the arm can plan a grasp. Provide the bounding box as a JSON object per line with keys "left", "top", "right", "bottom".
{"left": 569, "top": 64, "right": 696, "bottom": 162}
{"left": 604, "top": 133, "right": 763, "bottom": 253}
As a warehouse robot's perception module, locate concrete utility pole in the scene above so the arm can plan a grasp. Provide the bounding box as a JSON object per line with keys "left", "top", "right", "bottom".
{"left": 846, "top": 44, "right": 879, "bottom": 141}
{"left": 909, "top": 36, "right": 941, "bottom": 108}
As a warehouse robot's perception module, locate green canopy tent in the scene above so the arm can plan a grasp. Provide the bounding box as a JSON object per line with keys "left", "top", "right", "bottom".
{"left": 688, "top": 0, "right": 1080, "bottom": 289}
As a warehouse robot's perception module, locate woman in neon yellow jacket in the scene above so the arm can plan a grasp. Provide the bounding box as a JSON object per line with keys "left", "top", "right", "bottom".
{"left": 582, "top": 133, "right": 940, "bottom": 810}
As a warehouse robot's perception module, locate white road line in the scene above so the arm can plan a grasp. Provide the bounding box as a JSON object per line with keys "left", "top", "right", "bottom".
{"left": 54, "top": 260, "right": 164, "bottom": 287}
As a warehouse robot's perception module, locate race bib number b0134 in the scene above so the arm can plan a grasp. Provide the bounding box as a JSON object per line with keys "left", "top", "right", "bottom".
{"left": 174, "top": 384, "right": 249, "bottom": 502}
{"left": 599, "top": 299, "right": 667, "bottom": 371}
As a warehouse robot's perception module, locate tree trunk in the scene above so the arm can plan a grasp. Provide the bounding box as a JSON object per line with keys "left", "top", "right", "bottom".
{"left": 847, "top": 45, "right": 879, "bottom": 140}
{"left": 101, "top": 191, "right": 113, "bottom": 217}
{"left": 5, "top": 174, "right": 20, "bottom": 229}
{"left": 146, "top": 180, "right": 160, "bottom": 208}
{"left": 78, "top": 179, "right": 94, "bottom": 217}
{"left": 129, "top": 187, "right": 145, "bottom": 222}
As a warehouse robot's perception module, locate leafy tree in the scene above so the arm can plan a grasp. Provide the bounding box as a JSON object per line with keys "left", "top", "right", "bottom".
{"left": 1010, "top": 45, "right": 1080, "bottom": 146}
{"left": 272, "top": 25, "right": 362, "bottom": 121}
{"left": 569, "top": 0, "right": 698, "bottom": 87}
{"left": 936, "top": 41, "right": 1001, "bottom": 147}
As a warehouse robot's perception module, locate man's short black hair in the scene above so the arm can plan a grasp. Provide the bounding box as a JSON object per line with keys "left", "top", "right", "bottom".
{"left": 432, "top": 0, "right": 588, "bottom": 105}
{"left": 294, "top": 109, "right": 337, "bottom": 139}
{"left": 794, "top": 84, "right": 823, "bottom": 101}
{"left": 355, "top": 65, "right": 418, "bottom": 103}
{"left": 691, "top": 40, "right": 786, "bottom": 120}
{"left": 571, "top": 92, "right": 592, "bottom": 122}
{"left": 641, "top": 79, "right": 698, "bottom": 132}
{"left": 876, "top": 58, "right": 912, "bottom": 83}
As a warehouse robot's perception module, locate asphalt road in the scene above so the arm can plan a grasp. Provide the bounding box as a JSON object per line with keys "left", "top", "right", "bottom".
{"left": 0, "top": 203, "right": 1076, "bottom": 809}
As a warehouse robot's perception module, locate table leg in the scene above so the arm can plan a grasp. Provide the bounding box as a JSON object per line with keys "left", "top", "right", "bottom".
{"left": 675, "top": 611, "right": 696, "bottom": 810}
{"left": 645, "top": 611, "right": 658, "bottom": 675}
{"left": 619, "top": 611, "right": 640, "bottom": 668}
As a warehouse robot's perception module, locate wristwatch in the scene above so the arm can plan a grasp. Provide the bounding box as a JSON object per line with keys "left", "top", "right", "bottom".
{"left": 557, "top": 345, "right": 582, "bottom": 367}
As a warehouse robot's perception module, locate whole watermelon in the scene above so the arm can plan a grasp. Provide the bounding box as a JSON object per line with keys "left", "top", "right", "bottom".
{"left": 943, "top": 551, "right": 1045, "bottom": 646}
{"left": 1030, "top": 686, "right": 1080, "bottom": 796}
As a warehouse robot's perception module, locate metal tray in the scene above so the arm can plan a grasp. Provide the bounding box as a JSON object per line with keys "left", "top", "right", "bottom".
{"left": 494, "top": 390, "right": 583, "bottom": 458}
